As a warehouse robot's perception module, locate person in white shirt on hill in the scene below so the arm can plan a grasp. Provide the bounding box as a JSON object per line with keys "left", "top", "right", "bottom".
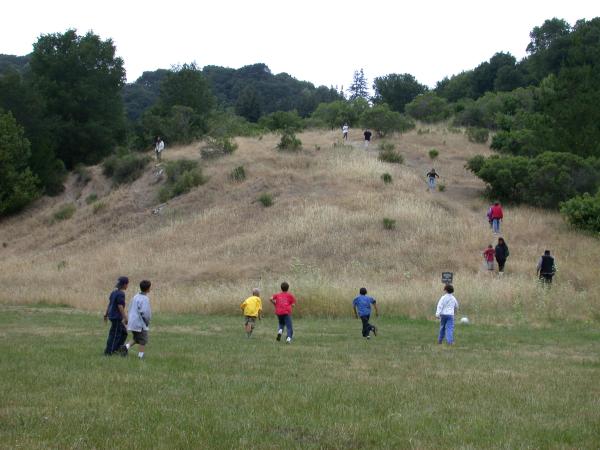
{"left": 435, "top": 284, "right": 459, "bottom": 345}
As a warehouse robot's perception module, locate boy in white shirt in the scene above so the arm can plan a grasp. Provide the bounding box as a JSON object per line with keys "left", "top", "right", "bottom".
{"left": 125, "top": 280, "right": 152, "bottom": 359}
{"left": 435, "top": 284, "right": 459, "bottom": 345}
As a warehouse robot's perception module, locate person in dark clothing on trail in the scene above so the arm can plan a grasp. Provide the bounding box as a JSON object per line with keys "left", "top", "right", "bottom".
{"left": 537, "top": 250, "right": 556, "bottom": 285}
{"left": 363, "top": 129, "right": 372, "bottom": 148}
{"left": 495, "top": 237, "right": 510, "bottom": 275}
{"left": 104, "top": 276, "right": 129, "bottom": 355}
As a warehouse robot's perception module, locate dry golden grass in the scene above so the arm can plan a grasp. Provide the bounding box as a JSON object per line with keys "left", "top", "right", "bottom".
{"left": 1, "top": 124, "right": 599, "bottom": 323}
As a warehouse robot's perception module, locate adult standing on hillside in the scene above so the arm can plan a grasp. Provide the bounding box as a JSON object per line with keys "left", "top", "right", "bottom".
{"left": 495, "top": 237, "right": 510, "bottom": 275}
{"left": 490, "top": 202, "right": 504, "bottom": 234}
{"left": 363, "top": 129, "right": 372, "bottom": 149}
{"left": 155, "top": 136, "right": 165, "bottom": 162}
{"left": 537, "top": 250, "right": 556, "bottom": 285}
{"left": 342, "top": 123, "right": 349, "bottom": 141}
{"left": 103, "top": 276, "right": 129, "bottom": 356}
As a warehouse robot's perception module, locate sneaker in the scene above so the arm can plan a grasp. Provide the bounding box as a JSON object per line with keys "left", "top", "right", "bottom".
{"left": 276, "top": 330, "right": 282, "bottom": 341}
{"left": 371, "top": 326, "right": 377, "bottom": 337}
{"left": 286, "top": 337, "right": 292, "bottom": 344}
{"left": 366, "top": 336, "right": 371, "bottom": 340}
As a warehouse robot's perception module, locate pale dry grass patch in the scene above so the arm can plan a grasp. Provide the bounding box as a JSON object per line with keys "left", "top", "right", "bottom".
{"left": 1, "top": 128, "right": 599, "bottom": 323}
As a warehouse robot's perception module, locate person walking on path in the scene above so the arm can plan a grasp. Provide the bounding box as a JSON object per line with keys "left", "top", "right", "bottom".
{"left": 103, "top": 276, "right": 129, "bottom": 356}
{"left": 363, "top": 129, "right": 372, "bottom": 149}
{"left": 270, "top": 282, "right": 296, "bottom": 343}
{"left": 240, "top": 288, "right": 263, "bottom": 338}
{"left": 155, "top": 136, "right": 165, "bottom": 162}
{"left": 352, "top": 287, "right": 379, "bottom": 339}
{"left": 490, "top": 202, "right": 504, "bottom": 234}
{"left": 125, "top": 280, "right": 152, "bottom": 359}
{"left": 435, "top": 284, "right": 459, "bottom": 345}
{"left": 483, "top": 244, "right": 495, "bottom": 273}
{"left": 495, "top": 237, "right": 510, "bottom": 275}
{"left": 426, "top": 168, "right": 440, "bottom": 191}
{"left": 342, "top": 123, "right": 349, "bottom": 141}
{"left": 537, "top": 250, "right": 556, "bottom": 285}
{"left": 486, "top": 203, "right": 494, "bottom": 228}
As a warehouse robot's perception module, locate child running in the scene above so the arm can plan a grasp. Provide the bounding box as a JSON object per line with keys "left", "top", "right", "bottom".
{"left": 240, "top": 288, "right": 263, "bottom": 338}
{"left": 435, "top": 284, "right": 459, "bottom": 345}
{"left": 125, "top": 280, "right": 152, "bottom": 359}
{"left": 483, "top": 244, "right": 495, "bottom": 273}
{"left": 270, "top": 282, "right": 296, "bottom": 343}
{"left": 353, "top": 287, "right": 378, "bottom": 339}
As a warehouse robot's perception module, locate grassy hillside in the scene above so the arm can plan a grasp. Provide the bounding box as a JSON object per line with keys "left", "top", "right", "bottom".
{"left": 1, "top": 126, "right": 598, "bottom": 323}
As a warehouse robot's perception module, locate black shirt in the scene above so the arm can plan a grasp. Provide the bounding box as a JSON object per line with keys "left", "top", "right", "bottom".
{"left": 364, "top": 131, "right": 372, "bottom": 141}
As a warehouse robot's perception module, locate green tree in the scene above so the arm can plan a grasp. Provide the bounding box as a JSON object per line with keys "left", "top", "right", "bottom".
{"left": 235, "top": 86, "right": 261, "bottom": 122}
{"left": 30, "top": 29, "right": 127, "bottom": 168}
{"left": 0, "top": 112, "right": 40, "bottom": 215}
{"left": 360, "top": 104, "right": 415, "bottom": 137}
{"left": 405, "top": 93, "right": 450, "bottom": 123}
{"left": 347, "top": 69, "right": 369, "bottom": 101}
{"left": 373, "top": 73, "right": 427, "bottom": 112}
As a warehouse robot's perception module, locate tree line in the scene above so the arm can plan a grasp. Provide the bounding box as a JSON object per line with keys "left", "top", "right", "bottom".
{"left": 1, "top": 18, "right": 600, "bottom": 232}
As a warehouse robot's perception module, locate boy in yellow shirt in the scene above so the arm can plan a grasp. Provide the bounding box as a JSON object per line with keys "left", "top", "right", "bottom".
{"left": 240, "top": 288, "right": 263, "bottom": 337}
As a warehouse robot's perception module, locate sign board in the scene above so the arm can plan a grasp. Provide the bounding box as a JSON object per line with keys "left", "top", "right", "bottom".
{"left": 441, "top": 272, "right": 453, "bottom": 284}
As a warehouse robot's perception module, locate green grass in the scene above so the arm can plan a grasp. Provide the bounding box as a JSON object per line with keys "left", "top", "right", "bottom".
{"left": 1, "top": 306, "right": 599, "bottom": 449}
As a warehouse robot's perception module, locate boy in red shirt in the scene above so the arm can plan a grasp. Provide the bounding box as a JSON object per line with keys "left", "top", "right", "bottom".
{"left": 270, "top": 282, "right": 296, "bottom": 343}
{"left": 483, "top": 244, "right": 495, "bottom": 272}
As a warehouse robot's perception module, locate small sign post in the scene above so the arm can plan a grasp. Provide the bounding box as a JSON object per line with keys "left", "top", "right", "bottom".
{"left": 441, "top": 272, "right": 453, "bottom": 285}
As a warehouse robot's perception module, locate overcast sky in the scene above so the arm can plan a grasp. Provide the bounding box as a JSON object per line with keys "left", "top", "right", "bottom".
{"left": 2, "top": 0, "right": 598, "bottom": 89}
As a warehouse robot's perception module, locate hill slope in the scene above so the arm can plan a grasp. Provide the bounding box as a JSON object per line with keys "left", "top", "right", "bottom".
{"left": 1, "top": 126, "right": 598, "bottom": 323}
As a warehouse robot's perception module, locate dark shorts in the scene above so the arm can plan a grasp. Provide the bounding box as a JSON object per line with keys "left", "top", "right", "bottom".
{"left": 132, "top": 330, "right": 149, "bottom": 345}
{"left": 244, "top": 316, "right": 257, "bottom": 327}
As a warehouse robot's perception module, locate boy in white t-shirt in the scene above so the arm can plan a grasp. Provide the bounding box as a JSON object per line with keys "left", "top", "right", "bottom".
{"left": 125, "top": 280, "right": 152, "bottom": 359}
{"left": 435, "top": 284, "right": 459, "bottom": 345}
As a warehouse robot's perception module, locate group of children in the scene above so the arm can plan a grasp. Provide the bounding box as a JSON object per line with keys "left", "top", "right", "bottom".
{"left": 103, "top": 277, "right": 153, "bottom": 359}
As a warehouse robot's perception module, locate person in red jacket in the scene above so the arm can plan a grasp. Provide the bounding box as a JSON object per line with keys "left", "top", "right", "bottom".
{"left": 270, "top": 282, "right": 297, "bottom": 343}
{"left": 490, "top": 202, "right": 504, "bottom": 234}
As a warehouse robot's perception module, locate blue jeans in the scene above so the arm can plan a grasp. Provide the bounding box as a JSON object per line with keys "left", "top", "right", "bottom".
{"left": 428, "top": 177, "right": 436, "bottom": 190}
{"left": 492, "top": 218, "right": 501, "bottom": 233}
{"left": 438, "top": 315, "right": 454, "bottom": 344}
{"left": 277, "top": 314, "right": 293, "bottom": 339}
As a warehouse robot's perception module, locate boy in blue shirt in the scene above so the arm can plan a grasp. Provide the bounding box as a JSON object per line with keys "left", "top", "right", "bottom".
{"left": 352, "top": 287, "right": 379, "bottom": 339}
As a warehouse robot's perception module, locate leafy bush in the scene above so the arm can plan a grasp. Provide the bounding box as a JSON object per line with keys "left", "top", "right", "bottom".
{"left": 85, "top": 194, "right": 98, "bottom": 205}
{"left": 207, "top": 110, "right": 262, "bottom": 137}
{"left": 158, "top": 159, "right": 206, "bottom": 202}
{"left": 259, "top": 111, "right": 304, "bottom": 132}
{"left": 429, "top": 149, "right": 439, "bottom": 159}
{"left": 381, "top": 173, "right": 393, "bottom": 184}
{"left": 360, "top": 104, "right": 415, "bottom": 137}
{"left": 382, "top": 218, "right": 396, "bottom": 230}
{"left": 378, "top": 149, "right": 404, "bottom": 164}
{"left": 468, "top": 152, "right": 600, "bottom": 207}
{"left": 405, "top": 92, "right": 451, "bottom": 123}
{"left": 277, "top": 131, "right": 302, "bottom": 151}
{"left": 53, "top": 203, "right": 76, "bottom": 221}
{"left": 74, "top": 164, "right": 92, "bottom": 185}
{"left": 465, "top": 155, "right": 486, "bottom": 174}
{"left": 467, "top": 127, "right": 489, "bottom": 143}
{"left": 560, "top": 191, "right": 600, "bottom": 233}
{"left": 201, "top": 136, "right": 238, "bottom": 159}
{"left": 377, "top": 141, "right": 395, "bottom": 152}
{"left": 438, "top": 183, "right": 446, "bottom": 192}
{"left": 103, "top": 153, "right": 151, "bottom": 185}
{"left": 258, "top": 193, "right": 273, "bottom": 207}
{"left": 230, "top": 166, "right": 246, "bottom": 182}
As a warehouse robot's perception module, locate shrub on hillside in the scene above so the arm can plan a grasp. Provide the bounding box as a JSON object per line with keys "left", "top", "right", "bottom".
{"left": 230, "top": 166, "right": 246, "bottom": 182}
{"left": 258, "top": 193, "right": 273, "bottom": 207}
{"left": 405, "top": 92, "right": 451, "bottom": 123}
{"left": 560, "top": 191, "right": 600, "bottom": 233}
{"left": 200, "top": 136, "right": 238, "bottom": 159}
{"left": 378, "top": 149, "right": 404, "bottom": 164}
{"left": 377, "top": 141, "right": 395, "bottom": 152}
{"left": 382, "top": 218, "right": 396, "bottom": 230}
{"left": 85, "top": 194, "right": 98, "bottom": 205}
{"left": 381, "top": 173, "right": 393, "bottom": 184}
{"left": 360, "top": 104, "right": 415, "bottom": 137}
{"left": 74, "top": 164, "right": 92, "bottom": 185}
{"left": 466, "top": 127, "right": 489, "bottom": 143}
{"left": 465, "top": 155, "right": 486, "bottom": 174}
{"left": 158, "top": 159, "right": 206, "bottom": 202}
{"left": 429, "top": 149, "right": 439, "bottom": 159}
{"left": 103, "top": 153, "right": 151, "bottom": 185}
{"left": 53, "top": 203, "right": 76, "bottom": 221}
{"left": 277, "top": 131, "right": 302, "bottom": 151}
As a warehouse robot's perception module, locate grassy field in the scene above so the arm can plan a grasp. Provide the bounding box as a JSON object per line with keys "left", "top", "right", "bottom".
{"left": 1, "top": 305, "right": 599, "bottom": 449}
